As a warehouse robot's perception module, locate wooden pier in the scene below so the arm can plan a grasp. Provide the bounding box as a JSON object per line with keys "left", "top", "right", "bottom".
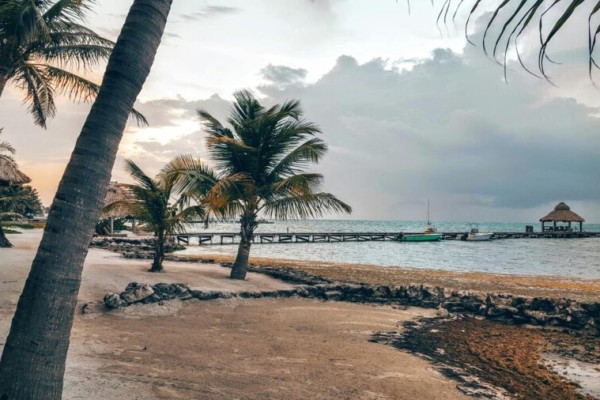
{"left": 174, "top": 231, "right": 600, "bottom": 245}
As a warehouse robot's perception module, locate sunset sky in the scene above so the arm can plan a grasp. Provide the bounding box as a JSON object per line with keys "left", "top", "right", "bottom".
{"left": 1, "top": 1, "right": 598, "bottom": 222}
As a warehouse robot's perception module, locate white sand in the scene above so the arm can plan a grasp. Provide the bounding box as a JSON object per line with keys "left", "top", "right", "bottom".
{"left": 1, "top": 230, "right": 470, "bottom": 399}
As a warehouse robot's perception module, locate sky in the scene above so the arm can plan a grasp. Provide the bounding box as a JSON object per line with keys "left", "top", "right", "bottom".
{"left": 1, "top": 1, "right": 599, "bottom": 223}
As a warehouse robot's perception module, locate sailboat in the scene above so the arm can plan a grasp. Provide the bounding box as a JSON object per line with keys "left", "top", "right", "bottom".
{"left": 395, "top": 200, "right": 442, "bottom": 242}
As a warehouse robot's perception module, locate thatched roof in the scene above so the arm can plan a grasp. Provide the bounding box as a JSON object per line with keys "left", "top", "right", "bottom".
{"left": 539, "top": 202, "right": 585, "bottom": 222}
{"left": 101, "top": 182, "right": 136, "bottom": 218}
{"left": 0, "top": 158, "right": 31, "bottom": 185}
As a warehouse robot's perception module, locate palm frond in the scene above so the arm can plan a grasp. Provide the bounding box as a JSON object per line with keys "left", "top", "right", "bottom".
{"left": 446, "top": 0, "right": 600, "bottom": 81}
{"left": 37, "top": 43, "right": 113, "bottom": 69}
{"left": 43, "top": 0, "right": 93, "bottom": 24}
{"left": 161, "top": 154, "right": 220, "bottom": 196}
{"left": 268, "top": 173, "right": 323, "bottom": 196}
{"left": 262, "top": 192, "right": 352, "bottom": 220}
{"left": 124, "top": 159, "right": 159, "bottom": 192}
{"left": 266, "top": 138, "right": 327, "bottom": 181}
{"left": 14, "top": 63, "right": 56, "bottom": 127}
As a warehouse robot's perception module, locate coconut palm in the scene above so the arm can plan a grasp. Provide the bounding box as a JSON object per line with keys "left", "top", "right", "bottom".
{"left": 0, "top": 0, "right": 145, "bottom": 127}
{"left": 0, "top": 1, "right": 173, "bottom": 398}
{"left": 440, "top": 1, "right": 600, "bottom": 80}
{"left": 104, "top": 160, "right": 205, "bottom": 272}
{"left": 0, "top": 185, "right": 42, "bottom": 247}
{"left": 0, "top": 185, "right": 43, "bottom": 217}
{"left": 0, "top": 128, "right": 32, "bottom": 247}
{"left": 168, "top": 90, "right": 352, "bottom": 280}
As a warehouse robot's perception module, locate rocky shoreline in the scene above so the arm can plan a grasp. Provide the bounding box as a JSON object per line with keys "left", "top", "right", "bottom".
{"left": 90, "top": 236, "right": 186, "bottom": 259}
{"left": 91, "top": 237, "right": 600, "bottom": 335}
{"left": 102, "top": 266, "right": 600, "bottom": 336}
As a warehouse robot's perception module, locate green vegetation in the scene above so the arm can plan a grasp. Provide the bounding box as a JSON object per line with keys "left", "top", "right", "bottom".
{"left": 167, "top": 90, "right": 351, "bottom": 280}
{"left": 104, "top": 160, "right": 205, "bottom": 272}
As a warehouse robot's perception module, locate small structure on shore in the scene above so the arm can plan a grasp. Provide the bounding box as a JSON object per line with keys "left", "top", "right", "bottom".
{"left": 540, "top": 202, "right": 584, "bottom": 232}
{"left": 101, "top": 182, "right": 136, "bottom": 235}
{"left": 0, "top": 158, "right": 31, "bottom": 186}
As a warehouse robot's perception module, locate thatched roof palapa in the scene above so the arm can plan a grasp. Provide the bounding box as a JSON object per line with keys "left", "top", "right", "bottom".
{"left": 101, "top": 182, "right": 136, "bottom": 218}
{"left": 0, "top": 158, "right": 31, "bottom": 185}
{"left": 539, "top": 202, "right": 585, "bottom": 222}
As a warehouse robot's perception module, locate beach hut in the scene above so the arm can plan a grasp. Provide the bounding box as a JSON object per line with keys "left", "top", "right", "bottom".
{"left": 539, "top": 202, "right": 584, "bottom": 232}
{"left": 0, "top": 158, "right": 31, "bottom": 186}
{"left": 101, "top": 182, "right": 136, "bottom": 234}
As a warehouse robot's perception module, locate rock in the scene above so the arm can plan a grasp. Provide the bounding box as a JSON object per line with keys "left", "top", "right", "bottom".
{"left": 120, "top": 284, "right": 154, "bottom": 304}
{"left": 531, "top": 298, "right": 556, "bottom": 312}
{"left": 191, "top": 290, "right": 222, "bottom": 301}
{"left": 523, "top": 310, "right": 548, "bottom": 324}
{"left": 104, "top": 293, "right": 123, "bottom": 309}
{"left": 487, "top": 305, "right": 519, "bottom": 317}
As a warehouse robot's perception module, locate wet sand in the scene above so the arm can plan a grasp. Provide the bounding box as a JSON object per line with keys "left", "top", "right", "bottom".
{"left": 1, "top": 230, "right": 469, "bottom": 399}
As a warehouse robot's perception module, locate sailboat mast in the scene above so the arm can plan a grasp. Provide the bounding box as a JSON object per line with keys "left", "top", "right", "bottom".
{"left": 427, "top": 200, "right": 430, "bottom": 225}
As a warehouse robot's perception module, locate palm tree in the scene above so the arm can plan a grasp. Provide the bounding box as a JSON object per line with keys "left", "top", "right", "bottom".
{"left": 0, "top": 128, "right": 31, "bottom": 247}
{"left": 0, "top": 1, "right": 173, "bottom": 398}
{"left": 0, "top": 185, "right": 43, "bottom": 217}
{"left": 0, "top": 185, "right": 42, "bottom": 247}
{"left": 440, "top": 1, "right": 600, "bottom": 80}
{"left": 0, "top": 0, "right": 145, "bottom": 127}
{"left": 104, "top": 160, "right": 205, "bottom": 272}
{"left": 168, "top": 90, "right": 352, "bottom": 280}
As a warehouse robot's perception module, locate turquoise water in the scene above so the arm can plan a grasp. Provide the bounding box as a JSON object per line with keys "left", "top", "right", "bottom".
{"left": 178, "top": 220, "right": 600, "bottom": 279}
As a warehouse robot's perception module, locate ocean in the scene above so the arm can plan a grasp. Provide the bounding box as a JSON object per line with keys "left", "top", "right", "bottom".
{"left": 177, "top": 220, "right": 600, "bottom": 279}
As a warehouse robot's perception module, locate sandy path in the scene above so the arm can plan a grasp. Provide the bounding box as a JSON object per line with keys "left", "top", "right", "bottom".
{"left": 1, "top": 230, "right": 468, "bottom": 399}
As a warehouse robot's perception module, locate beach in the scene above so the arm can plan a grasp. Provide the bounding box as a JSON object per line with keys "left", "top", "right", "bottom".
{"left": 2, "top": 229, "right": 600, "bottom": 399}
{"left": 2, "top": 230, "right": 471, "bottom": 399}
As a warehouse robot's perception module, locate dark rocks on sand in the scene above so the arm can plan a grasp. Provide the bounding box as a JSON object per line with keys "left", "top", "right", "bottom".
{"left": 102, "top": 268, "right": 600, "bottom": 335}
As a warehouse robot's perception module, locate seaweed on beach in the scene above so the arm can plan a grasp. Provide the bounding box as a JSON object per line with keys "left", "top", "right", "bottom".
{"left": 372, "top": 317, "right": 598, "bottom": 400}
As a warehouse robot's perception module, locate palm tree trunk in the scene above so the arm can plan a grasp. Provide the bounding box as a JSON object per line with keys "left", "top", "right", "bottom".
{"left": 231, "top": 240, "right": 251, "bottom": 279}
{"left": 230, "top": 213, "right": 257, "bottom": 280}
{"left": 0, "top": 222, "right": 12, "bottom": 248}
{"left": 0, "top": 1, "right": 173, "bottom": 399}
{"left": 150, "top": 231, "right": 165, "bottom": 272}
{"left": 0, "top": 71, "right": 7, "bottom": 99}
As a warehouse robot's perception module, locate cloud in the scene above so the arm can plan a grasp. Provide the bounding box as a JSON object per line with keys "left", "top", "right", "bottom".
{"left": 260, "top": 65, "right": 308, "bottom": 88}
{"left": 254, "top": 49, "right": 600, "bottom": 221}
{"left": 179, "top": 6, "right": 239, "bottom": 21}
{"left": 118, "top": 42, "right": 600, "bottom": 222}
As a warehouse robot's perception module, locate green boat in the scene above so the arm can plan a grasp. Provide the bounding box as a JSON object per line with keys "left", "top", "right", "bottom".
{"left": 395, "top": 201, "right": 442, "bottom": 242}
{"left": 394, "top": 233, "right": 442, "bottom": 242}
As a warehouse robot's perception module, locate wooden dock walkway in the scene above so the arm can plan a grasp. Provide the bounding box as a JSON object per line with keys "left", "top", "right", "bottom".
{"left": 174, "top": 231, "right": 600, "bottom": 245}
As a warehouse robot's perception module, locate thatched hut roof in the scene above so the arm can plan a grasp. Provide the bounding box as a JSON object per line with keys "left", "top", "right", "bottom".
{"left": 539, "top": 202, "right": 584, "bottom": 222}
{"left": 0, "top": 158, "right": 31, "bottom": 185}
{"left": 101, "top": 182, "right": 136, "bottom": 218}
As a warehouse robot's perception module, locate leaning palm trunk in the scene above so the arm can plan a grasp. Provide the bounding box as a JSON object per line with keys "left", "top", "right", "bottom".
{"left": 0, "top": 72, "right": 7, "bottom": 98}
{"left": 231, "top": 212, "right": 258, "bottom": 280}
{"left": 0, "top": 1, "right": 173, "bottom": 398}
{"left": 0, "top": 223, "right": 12, "bottom": 248}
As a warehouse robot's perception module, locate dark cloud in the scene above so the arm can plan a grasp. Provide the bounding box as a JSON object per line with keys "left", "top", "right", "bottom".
{"left": 260, "top": 65, "right": 308, "bottom": 88}
{"left": 125, "top": 46, "right": 600, "bottom": 221}
{"left": 179, "top": 6, "right": 239, "bottom": 21}
{"left": 255, "top": 49, "right": 600, "bottom": 221}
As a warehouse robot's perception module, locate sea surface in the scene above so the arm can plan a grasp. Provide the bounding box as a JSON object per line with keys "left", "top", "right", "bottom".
{"left": 177, "top": 220, "right": 600, "bottom": 279}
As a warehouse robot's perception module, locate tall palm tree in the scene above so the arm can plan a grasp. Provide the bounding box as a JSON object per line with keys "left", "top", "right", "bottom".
{"left": 104, "top": 159, "right": 205, "bottom": 272}
{"left": 169, "top": 90, "right": 352, "bottom": 280}
{"left": 0, "top": 0, "right": 145, "bottom": 127}
{"left": 0, "top": 1, "right": 173, "bottom": 398}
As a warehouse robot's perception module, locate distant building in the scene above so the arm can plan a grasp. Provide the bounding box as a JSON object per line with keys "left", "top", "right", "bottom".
{"left": 539, "top": 202, "right": 584, "bottom": 232}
